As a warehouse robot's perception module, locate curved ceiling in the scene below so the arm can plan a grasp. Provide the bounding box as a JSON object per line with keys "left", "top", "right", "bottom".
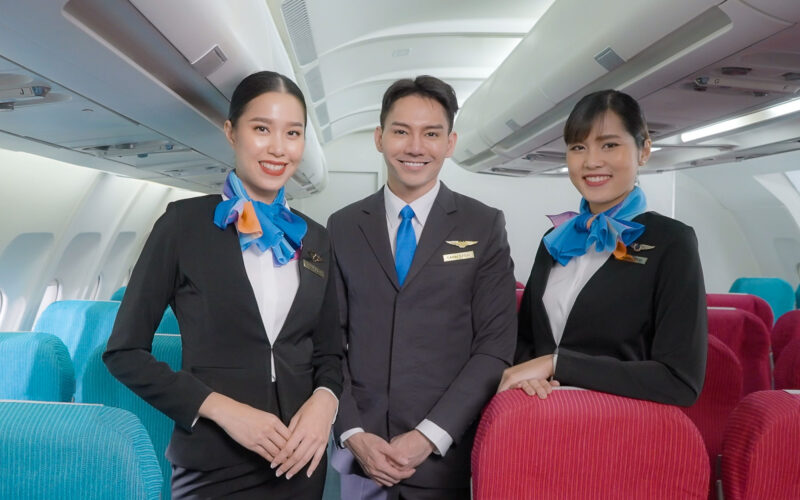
{"left": 269, "top": 0, "right": 553, "bottom": 143}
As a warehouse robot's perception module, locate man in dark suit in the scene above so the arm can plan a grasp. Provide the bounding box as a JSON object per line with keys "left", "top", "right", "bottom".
{"left": 328, "top": 75, "right": 517, "bottom": 499}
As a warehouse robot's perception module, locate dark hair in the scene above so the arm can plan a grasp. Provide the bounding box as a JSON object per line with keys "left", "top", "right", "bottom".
{"left": 227, "top": 71, "right": 307, "bottom": 127}
{"left": 564, "top": 90, "right": 649, "bottom": 149}
{"left": 379, "top": 75, "right": 459, "bottom": 132}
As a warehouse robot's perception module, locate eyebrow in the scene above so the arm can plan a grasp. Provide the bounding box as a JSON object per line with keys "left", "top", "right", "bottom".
{"left": 390, "top": 121, "right": 445, "bottom": 130}
{"left": 249, "top": 117, "right": 304, "bottom": 128}
{"left": 594, "top": 134, "right": 622, "bottom": 141}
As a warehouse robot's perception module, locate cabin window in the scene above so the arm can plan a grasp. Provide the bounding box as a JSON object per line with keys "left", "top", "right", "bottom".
{"left": 34, "top": 279, "right": 62, "bottom": 325}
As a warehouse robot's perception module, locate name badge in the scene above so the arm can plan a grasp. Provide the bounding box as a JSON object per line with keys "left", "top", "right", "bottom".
{"left": 303, "top": 259, "right": 326, "bottom": 278}
{"left": 443, "top": 251, "right": 475, "bottom": 262}
{"left": 618, "top": 254, "right": 648, "bottom": 265}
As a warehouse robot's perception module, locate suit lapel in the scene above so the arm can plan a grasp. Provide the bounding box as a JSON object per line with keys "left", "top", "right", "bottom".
{"left": 530, "top": 240, "right": 557, "bottom": 347}
{"left": 402, "top": 184, "right": 457, "bottom": 287}
{"left": 276, "top": 219, "right": 323, "bottom": 340}
{"left": 212, "top": 195, "right": 269, "bottom": 342}
{"left": 357, "top": 189, "right": 400, "bottom": 289}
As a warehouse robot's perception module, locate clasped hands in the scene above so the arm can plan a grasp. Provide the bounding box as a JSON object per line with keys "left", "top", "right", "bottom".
{"left": 497, "top": 354, "right": 560, "bottom": 399}
{"left": 345, "top": 429, "right": 435, "bottom": 487}
{"left": 199, "top": 389, "right": 338, "bottom": 480}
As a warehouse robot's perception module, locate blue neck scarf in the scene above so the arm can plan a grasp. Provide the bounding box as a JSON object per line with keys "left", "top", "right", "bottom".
{"left": 543, "top": 187, "right": 647, "bottom": 266}
{"left": 213, "top": 171, "right": 307, "bottom": 266}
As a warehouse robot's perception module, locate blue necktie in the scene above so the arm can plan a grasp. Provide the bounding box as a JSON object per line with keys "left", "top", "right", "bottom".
{"left": 395, "top": 205, "right": 416, "bottom": 286}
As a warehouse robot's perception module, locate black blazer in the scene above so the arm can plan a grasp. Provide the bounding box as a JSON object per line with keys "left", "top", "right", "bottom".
{"left": 515, "top": 211, "right": 706, "bottom": 407}
{"left": 104, "top": 195, "right": 343, "bottom": 470}
{"left": 328, "top": 183, "right": 517, "bottom": 488}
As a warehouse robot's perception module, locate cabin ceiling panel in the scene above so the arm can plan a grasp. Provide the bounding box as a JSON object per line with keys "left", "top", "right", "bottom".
{"left": 329, "top": 112, "right": 380, "bottom": 141}
{"left": 277, "top": 0, "right": 548, "bottom": 145}
{"left": 301, "top": 0, "right": 549, "bottom": 54}
{"left": 3, "top": 103, "right": 158, "bottom": 150}
{"left": 317, "top": 36, "right": 520, "bottom": 95}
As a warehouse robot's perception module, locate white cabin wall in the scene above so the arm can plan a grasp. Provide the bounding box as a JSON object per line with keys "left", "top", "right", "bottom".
{"left": 0, "top": 148, "right": 197, "bottom": 331}
{"left": 676, "top": 149, "right": 800, "bottom": 294}
{"left": 673, "top": 172, "right": 761, "bottom": 293}
{"left": 292, "top": 132, "right": 384, "bottom": 223}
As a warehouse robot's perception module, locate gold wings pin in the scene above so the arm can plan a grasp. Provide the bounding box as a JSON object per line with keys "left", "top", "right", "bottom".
{"left": 630, "top": 243, "right": 655, "bottom": 252}
{"left": 446, "top": 240, "right": 478, "bottom": 249}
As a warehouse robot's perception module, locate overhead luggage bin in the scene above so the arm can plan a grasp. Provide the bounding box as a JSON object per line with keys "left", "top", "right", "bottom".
{"left": 0, "top": 0, "right": 326, "bottom": 197}
{"left": 454, "top": 0, "right": 800, "bottom": 176}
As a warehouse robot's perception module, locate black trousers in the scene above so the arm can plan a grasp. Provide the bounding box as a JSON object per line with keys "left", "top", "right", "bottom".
{"left": 171, "top": 382, "right": 326, "bottom": 499}
{"left": 171, "top": 456, "right": 326, "bottom": 500}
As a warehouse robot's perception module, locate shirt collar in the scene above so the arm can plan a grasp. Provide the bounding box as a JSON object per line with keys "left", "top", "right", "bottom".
{"left": 384, "top": 180, "right": 440, "bottom": 226}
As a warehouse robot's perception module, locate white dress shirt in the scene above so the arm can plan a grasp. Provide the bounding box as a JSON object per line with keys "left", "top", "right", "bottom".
{"left": 241, "top": 245, "right": 299, "bottom": 382}
{"left": 542, "top": 247, "right": 611, "bottom": 348}
{"left": 341, "top": 182, "right": 453, "bottom": 457}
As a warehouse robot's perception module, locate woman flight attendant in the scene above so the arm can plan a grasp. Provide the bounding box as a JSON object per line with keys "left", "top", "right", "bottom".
{"left": 104, "top": 71, "right": 342, "bottom": 499}
{"left": 499, "top": 89, "right": 706, "bottom": 406}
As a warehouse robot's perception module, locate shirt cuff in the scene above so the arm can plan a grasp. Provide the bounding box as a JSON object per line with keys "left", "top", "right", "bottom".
{"left": 340, "top": 427, "right": 365, "bottom": 448}
{"left": 416, "top": 419, "right": 453, "bottom": 457}
{"left": 313, "top": 386, "right": 340, "bottom": 424}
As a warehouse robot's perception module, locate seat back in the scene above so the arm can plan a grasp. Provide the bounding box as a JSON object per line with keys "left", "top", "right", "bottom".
{"left": 707, "top": 293, "right": 773, "bottom": 328}
{"left": 729, "top": 277, "right": 794, "bottom": 323}
{"left": 472, "top": 389, "right": 709, "bottom": 499}
{"left": 0, "top": 401, "right": 162, "bottom": 499}
{"left": 33, "top": 300, "right": 120, "bottom": 400}
{"left": 707, "top": 307, "right": 771, "bottom": 394}
{"left": 722, "top": 390, "right": 800, "bottom": 500}
{"left": 111, "top": 288, "right": 179, "bottom": 334}
{"left": 681, "top": 335, "right": 743, "bottom": 496}
{"left": 771, "top": 310, "right": 800, "bottom": 363}
{"left": 155, "top": 305, "right": 180, "bottom": 334}
{"left": 82, "top": 334, "right": 181, "bottom": 500}
{"left": 110, "top": 286, "right": 126, "bottom": 301}
{"left": 774, "top": 338, "right": 800, "bottom": 390}
{"left": 0, "top": 332, "right": 75, "bottom": 402}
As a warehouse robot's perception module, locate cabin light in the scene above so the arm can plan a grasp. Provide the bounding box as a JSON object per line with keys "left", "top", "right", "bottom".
{"left": 681, "top": 96, "right": 800, "bottom": 143}
{"left": 540, "top": 166, "right": 569, "bottom": 175}
{"left": 0, "top": 85, "right": 50, "bottom": 100}
{"left": 650, "top": 146, "right": 662, "bottom": 152}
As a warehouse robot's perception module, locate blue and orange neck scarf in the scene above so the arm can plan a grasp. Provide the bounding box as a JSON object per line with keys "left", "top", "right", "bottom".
{"left": 213, "top": 171, "right": 307, "bottom": 266}
{"left": 543, "top": 187, "right": 647, "bottom": 266}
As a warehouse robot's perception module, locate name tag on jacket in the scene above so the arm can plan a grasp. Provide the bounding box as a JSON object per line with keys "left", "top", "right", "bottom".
{"left": 443, "top": 251, "right": 475, "bottom": 262}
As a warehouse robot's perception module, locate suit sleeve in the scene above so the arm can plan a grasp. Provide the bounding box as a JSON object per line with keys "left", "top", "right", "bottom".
{"left": 103, "top": 203, "right": 212, "bottom": 430}
{"left": 310, "top": 240, "right": 344, "bottom": 398}
{"left": 555, "top": 225, "right": 708, "bottom": 407}
{"left": 327, "top": 214, "right": 364, "bottom": 440}
{"left": 424, "top": 210, "right": 517, "bottom": 444}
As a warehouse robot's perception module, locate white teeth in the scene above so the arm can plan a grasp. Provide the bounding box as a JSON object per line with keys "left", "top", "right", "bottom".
{"left": 260, "top": 161, "right": 285, "bottom": 171}
{"left": 586, "top": 176, "right": 610, "bottom": 182}
{"left": 402, "top": 161, "right": 425, "bottom": 167}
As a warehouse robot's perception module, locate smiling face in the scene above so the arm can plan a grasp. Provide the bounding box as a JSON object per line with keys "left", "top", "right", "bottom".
{"left": 566, "top": 110, "right": 651, "bottom": 214}
{"left": 224, "top": 91, "right": 305, "bottom": 203}
{"left": 376, "top": 94, "right": 457, "bottom": 203}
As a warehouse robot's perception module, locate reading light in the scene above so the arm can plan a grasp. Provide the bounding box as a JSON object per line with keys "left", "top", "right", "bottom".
{"left": 0, "top": 85, "right": 50, "bottom": 100}
{"left": 681, "top": 96, "right": 800, "bottom": 143}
